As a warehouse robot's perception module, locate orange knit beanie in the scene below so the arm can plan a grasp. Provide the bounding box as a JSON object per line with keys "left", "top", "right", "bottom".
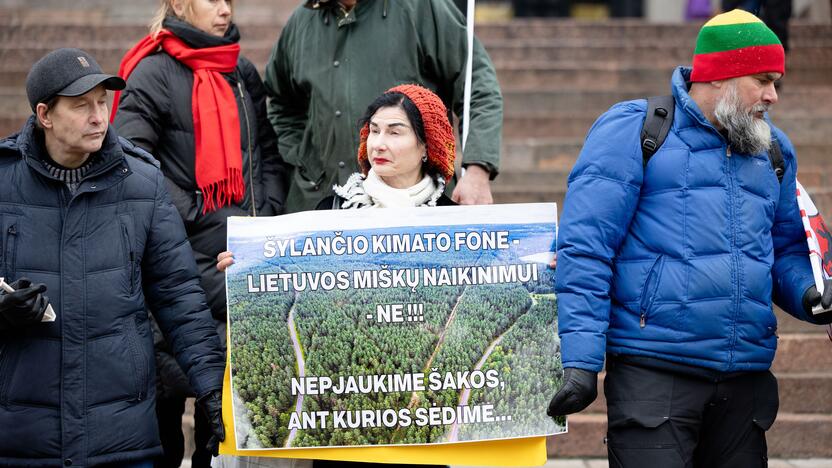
{"left": 358, "top": 84, "right": 456, "bottom": 182}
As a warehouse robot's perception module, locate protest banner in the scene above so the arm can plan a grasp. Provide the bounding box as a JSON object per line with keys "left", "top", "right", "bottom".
{"left": 220, "top": 203, "right": 564, "bottom": 462}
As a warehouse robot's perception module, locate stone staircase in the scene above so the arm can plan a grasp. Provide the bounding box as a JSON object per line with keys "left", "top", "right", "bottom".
{"left": 1, "top": 1, "right": 830, "bottom": 459}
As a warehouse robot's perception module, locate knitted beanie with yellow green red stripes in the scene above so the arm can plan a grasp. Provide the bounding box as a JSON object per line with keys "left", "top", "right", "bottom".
{"left": 691, "top": 9, "right": 785, "bottom": 83}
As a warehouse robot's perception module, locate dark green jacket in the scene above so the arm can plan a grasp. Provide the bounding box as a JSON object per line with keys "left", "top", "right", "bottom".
{"left": 265, "top": 0, "right": 503, "bottom": 212}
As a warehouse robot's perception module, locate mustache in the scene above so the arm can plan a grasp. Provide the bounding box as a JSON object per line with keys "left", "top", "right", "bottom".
{"left": 751, "top": 103, "right": 770, "bottom": 114}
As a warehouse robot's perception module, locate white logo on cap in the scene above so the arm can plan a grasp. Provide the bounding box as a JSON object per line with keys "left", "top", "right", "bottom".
{"left": 77, "top": 57, "right": 90, "bottom": 67}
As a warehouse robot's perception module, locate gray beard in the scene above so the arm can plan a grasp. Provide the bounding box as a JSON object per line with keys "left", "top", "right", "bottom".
{"left": 714, "top": 82, "right": 772, "bottom": 155}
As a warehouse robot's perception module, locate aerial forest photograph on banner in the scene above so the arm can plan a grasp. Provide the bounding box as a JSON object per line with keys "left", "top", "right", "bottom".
{"left": 224, "top": 203, "right": 565, "bottom": 450}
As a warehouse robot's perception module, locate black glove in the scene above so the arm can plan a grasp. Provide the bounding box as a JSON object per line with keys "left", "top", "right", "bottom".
{"left": 803, "top": 280, "right": 832, "bottom": 324}
{"left": 0, "top": 278, "right": 49, "bottom": 330}
{"left": 197, "top": 390, "right": 225, "bottom": 456}
{"left": 547, "top": 367, "right": 598, "bottom": 417}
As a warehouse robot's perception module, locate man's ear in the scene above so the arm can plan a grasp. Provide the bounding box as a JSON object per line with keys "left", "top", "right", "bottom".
{"left": 35, "top": 103, "right": 53, "bottom": 129}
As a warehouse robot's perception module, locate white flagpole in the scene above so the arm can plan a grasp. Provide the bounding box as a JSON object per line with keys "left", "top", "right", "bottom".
{"left": 462, "top": 0, "right": 475, "bottom": 155}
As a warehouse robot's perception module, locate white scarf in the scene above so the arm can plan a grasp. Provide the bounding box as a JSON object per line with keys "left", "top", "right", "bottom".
{"left": 333, "top": 169, "right": 446, "bottom": 209}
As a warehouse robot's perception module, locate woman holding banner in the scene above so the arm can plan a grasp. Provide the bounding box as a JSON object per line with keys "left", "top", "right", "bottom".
{"left": 216, "top": 84, "right": 453, "bottom": 468}
{"left": 317, "top": 84, "right": 457, "bottom": 211}
{"left": 111, "top": 1, "right": 288, "bottom": 466}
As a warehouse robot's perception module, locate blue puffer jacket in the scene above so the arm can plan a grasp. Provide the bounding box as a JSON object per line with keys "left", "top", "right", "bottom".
{"left": 0, "top": 117, "right": 225, "bottom": 467}
{"left": 557, "top": 67, "right": 815, "bottom": 373}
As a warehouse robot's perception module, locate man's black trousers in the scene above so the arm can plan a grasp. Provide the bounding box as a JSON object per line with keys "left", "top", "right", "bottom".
{"left": 604, "top": 357, "right": 779, "bottom": 468}
{"left": 155, "top": 396, "right": 212, "bottom": 468}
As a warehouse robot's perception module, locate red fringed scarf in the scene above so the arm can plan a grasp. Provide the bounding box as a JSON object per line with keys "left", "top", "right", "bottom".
{"left": 111, "top": 30, "right": 244, "bottom": 213}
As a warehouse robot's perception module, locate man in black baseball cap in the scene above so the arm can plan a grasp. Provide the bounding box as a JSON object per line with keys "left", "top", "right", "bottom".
{"left": 26, "top": 47, "right": 126, "bottom": 112}
{"left": 0, "top": 48, "right": 225, "bottom": 468}
{"left": 22, "top": 47, "right": 127, "bottom": 171}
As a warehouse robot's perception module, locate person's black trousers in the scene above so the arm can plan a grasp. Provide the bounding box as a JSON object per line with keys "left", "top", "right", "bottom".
{"left": 604, "top": 357, "right": 779, "bottom": 468}
{"left": 512, "top": 0, "right": 571, "bottom": 17}
{"left": 760, "top": 0, "right": 792, "bottom": 52}
{"left": 155, "top": 397, "right": 213, "bottom": 468}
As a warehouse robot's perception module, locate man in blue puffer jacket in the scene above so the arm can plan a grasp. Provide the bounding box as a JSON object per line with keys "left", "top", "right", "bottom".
{"left": 0, "top": 48, "right": 226, "bottom": 467}
{"left": 547, "top": 10, "right": 832, "bottom": 467}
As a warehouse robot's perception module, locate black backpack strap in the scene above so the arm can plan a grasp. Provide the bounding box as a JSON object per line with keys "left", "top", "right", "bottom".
{"left": 768, "top": 137, "right": 785, "bottom": 183}
{"left": 641, "top": 95, "right": 675, "bottom": 166}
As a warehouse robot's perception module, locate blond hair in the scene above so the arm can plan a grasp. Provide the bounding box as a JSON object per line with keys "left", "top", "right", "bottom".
{"left": 148, "top": 0, "right": 235, "bottom": 38}
{"left": 149, "top": 0, "right": 181, "bottom": 38}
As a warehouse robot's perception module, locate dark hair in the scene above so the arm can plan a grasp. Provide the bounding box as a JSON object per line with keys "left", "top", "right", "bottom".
{"left": 358, "top": 92, "right": 426, "bottom": 145}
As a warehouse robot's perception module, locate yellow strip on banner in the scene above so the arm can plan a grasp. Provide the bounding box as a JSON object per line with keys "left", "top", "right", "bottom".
{"left": 218, "top": 362, "right": 548, "bottom": 466}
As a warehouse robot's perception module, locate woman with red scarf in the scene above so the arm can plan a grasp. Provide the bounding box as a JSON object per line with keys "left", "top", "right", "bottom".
{"left": 112, "top": 1, "right": 288, "bottom": 467}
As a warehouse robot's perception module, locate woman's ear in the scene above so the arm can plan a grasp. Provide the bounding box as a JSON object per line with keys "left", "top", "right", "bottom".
{"left": 171, "top": 0, "right": 188, "bottom": 18}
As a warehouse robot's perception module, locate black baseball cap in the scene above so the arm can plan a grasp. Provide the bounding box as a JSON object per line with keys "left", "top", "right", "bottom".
{"left": 25, "top": 48, "right": 126, "bottom": 112}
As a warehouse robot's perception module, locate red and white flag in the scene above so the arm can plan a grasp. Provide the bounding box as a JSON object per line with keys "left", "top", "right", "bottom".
{"left": 795, "top": 179, "right": 832, "bottom": 340}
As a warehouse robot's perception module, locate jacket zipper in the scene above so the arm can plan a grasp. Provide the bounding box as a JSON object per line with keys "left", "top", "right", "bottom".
{"left": 639, "top": 255, "right": 664, "bottom": 328}
{"left": 237, "top": 80, "right": 257, "bottom": 217}
{"left": 0, "top": 343, "right": 11, "bottom": 404}
{"left": 124, "top": 317, "right": 148, "bottom": 401}
{"left": 120, "top": 222, "right": 134, "bottom": 294}
{"left": 726, "top": 145, "right": 740, "bottom": 369}
{"left": 5, "top": 224, "right": 17, "bottom": 280}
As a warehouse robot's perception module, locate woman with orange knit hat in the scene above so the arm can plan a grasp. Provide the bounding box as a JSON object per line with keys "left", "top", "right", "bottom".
{"left": 318, "top": 84, "right": 457, "bottom": 211}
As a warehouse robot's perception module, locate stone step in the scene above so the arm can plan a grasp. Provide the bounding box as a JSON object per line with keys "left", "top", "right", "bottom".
{"left": 494, "top": 186, "right": 832, "bottom": 219}
{"left": 769, "top": 413, "right": 832, "bottom": 458}
{"left": 0, "top": 43, "right": 277, "bottom": 73}
{"left": 0, "top": 24, "right": 283, "bottom": 44}
{"left": 0, "top": 0, "right": 298, "bottom": 25}
{"left": 1, "top": 39, "right": 830, "bottom": 76}
{"left": 2, "top": 117, "right": 827, "bottom": 171}
{"left": 772, "top": 333, "right": 832, "bottom": 374}
{"left": 495, "top": 62, "right": 832, "bottom": 90}
{"left": 547, "top": 413, "right": 606, "bottom": 458}
{"left": 495, "top": 166, "right": 832, "bottom": 193}
{"left": 485, "top": 43, "right": 832, "bottom": 68}
{"left": 475, "top": 20, "right": 832, "bottom": 42}
{"left": 8, "top": 103, "right": 828, "bottom": 152}
{"left": 547, "top": 412, "right": 832, "bottom": 458}
{"left": 2, "top": 83, "right": 828, "bottom": 121}
{"left": 2, "top": 15, "right": 828, "bottom": 41}
{"left": 777, "top": 308, "right": 832, "bottom": 334}
{"left": 1, "top": 59, "right": 828, "bottom": 93}
{"left": 5, "top": 62, "right": 828, "bottom": 94}
{"left": 503, "top": 138, "right": 832, "bottom": 171}
{"left": 502, "top": 88, "right": 832, "bottom": 115}
{"left": 503, "top": 113, "right": 832, "bottom": 143}
{"left": 503, "top": 137, "right": 585, "bottom": 171}
{"left": 3, "top": 24, "right": 830, "bottom": 50}
{"left": 778, "top": 372, "right": 832, "bottom": 415}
